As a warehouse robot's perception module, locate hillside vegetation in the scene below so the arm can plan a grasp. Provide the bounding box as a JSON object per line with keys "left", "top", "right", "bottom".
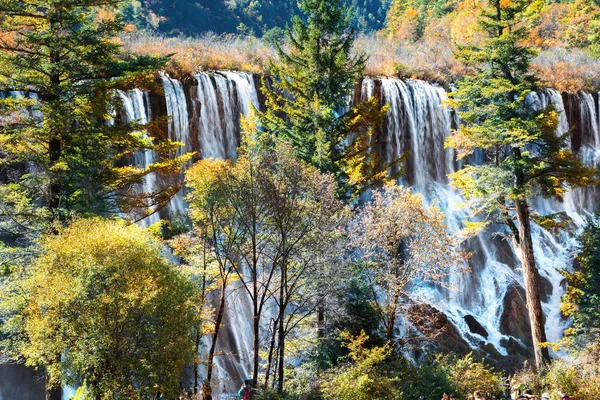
{"left": 121, "top": 0, "right": 600, "bottom": 91}
{"left": 122, "top": 0, "right": 393, "bottom": 36}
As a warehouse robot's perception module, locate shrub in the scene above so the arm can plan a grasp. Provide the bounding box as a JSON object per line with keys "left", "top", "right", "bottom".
{"left": 320, "top": 332, "right": 400, "bottom": 400}
{"left": 443, "top": 353, "right": 504, "bottom": 398}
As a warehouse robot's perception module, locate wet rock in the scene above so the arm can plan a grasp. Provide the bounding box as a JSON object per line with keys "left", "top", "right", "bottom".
{"left": 499, "top": 284, "right": 534, "bottom": 349}
{"left": 407, "top": 303, "right": 472, "bottom": 356}
{"left": 464, "top": 315, "right": 489, "bottom": 338}
{"left": 539, "top": 275, "right": 553, "bottom": 303}
{"left": 482, "top": 342, "right": 502, "bottom": 359}
{"left": 501, "top": 337, "right": 531, "bottom": 358}
{"left": 498, "top": 283, "right": 539, "bottom": 364}
{"left": 490, "top": 235, "right": 518, "bottom": 269}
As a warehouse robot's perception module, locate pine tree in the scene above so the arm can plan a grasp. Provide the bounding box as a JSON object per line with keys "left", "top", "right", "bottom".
{"left": 446, "top": 0, "right": 597, "bottom": 370}
{"left": 561, "top": 215, "right": 600, "bottom": 345}
{"left": 0, "top": 1, "right": 191, "bottom": 397}
{"left": 259, "top": 0, "right": 394, "bottom": 198}
{"left": 0, "top": 0, "right": 191, "bottom": 231}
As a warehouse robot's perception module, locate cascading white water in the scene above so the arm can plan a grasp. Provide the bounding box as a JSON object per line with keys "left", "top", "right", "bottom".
{"left": 116, "top": 89, "right": 161, "bottom": 226}
{"left": 374, "top": 79, "right": 600, "bottom": 356}
{"left": 149, "top": 72, "right": 600, "bottom": 388}
{"left": 161, "top": 73, "right": 191, "bottom": 218}
{"left": 158, "top": 72, "right": 263, "bottom": 392}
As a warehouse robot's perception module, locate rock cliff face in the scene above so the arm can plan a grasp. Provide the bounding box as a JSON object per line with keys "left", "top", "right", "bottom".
{"left": 2, "top": 74, "right": 599, "bottom": 396}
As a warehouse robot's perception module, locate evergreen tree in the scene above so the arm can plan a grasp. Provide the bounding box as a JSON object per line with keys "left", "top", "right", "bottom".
{"left": 0, "top": 0, "right": 190, "bottom": 232}
{"left": 259, "top": 0, "right": 394, "bottom": 198}
{"left": 0, "top": 0, "right": 191, "bottom": 397}
{"left": 561, "top": 215, "right": 600, "bottom": 345}
{"left": 446, "top": 0, "right": 597, "bottom": 370}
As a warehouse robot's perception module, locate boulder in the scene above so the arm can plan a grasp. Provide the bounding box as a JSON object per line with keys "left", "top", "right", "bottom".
{"left": 407, "top": 303, "right": 472, "bottom": 356}
{"left": 499, "top": 284, "right": 533, "bottom": 348}
{"left": 501, "top": 337, "right": 530, "bottom": 358}
{"left": 464, "top": 315, "right": 489, "bottom": 338}
{"left": 482, "top": 342, "right": 502, "bottom": 359}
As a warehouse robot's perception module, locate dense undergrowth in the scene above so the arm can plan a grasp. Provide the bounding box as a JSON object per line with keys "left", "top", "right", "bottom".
{"left": 253, "top": 336, "right": 600, "bottom": 400}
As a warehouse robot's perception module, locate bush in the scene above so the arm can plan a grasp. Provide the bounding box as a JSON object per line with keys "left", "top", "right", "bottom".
{"left": 443, "top": 353, "right": 504, "bottom": 398}
{"left": 511, "top": 343, "right": 600, "bottom": 400}
{"left": 320, "top": 332, "right": 400, "bottom": 400}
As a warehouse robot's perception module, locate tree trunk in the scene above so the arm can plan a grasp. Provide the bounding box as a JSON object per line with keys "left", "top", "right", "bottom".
{"left": 207, "top": 282, "right": 227, "bottom": 384}
{"left": 386, "top": 285, "right": 401, "bottom": 342}
{"left": 252, "top": 232, "right": 259, "bottom": 385}
{"left": 194, "top": 329, "right": 201, "bottom": 390}
{"left": 48, "top": 9, "right": 63, "bottom": 215}
{"left": 264, "top": 317, "right": 279, "bottom": 389}
{"left": 276, "top": 263, "right": 286, "bottom": 394}
{"left": 515, "top": 197, "right": 551, "bottom": 370}
{"left": 252, "top": 307, "right": 259, "bottom": 385}
{"left": 45, "top": 371, "right": 62, "bottom": 400}
{"left": 316, "top": 304, "right": 325, "bottom": 339}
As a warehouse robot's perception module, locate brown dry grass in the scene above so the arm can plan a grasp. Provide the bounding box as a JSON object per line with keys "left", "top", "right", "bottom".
{"left": 122, "top": 32, "right": 276, "bottom": 78}
{"left": 534, "top": 47, "right": 600, "bottom": 93}
{"left": 123, "top": 32, "right": 600, "bottom": 92}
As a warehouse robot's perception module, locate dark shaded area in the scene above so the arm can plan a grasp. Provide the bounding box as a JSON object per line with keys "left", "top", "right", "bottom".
{"left": 464, "top": 315, "right": 489, "bottom": 339}
{"left": 0, "top": 364, "right": 45, "bottom": 400}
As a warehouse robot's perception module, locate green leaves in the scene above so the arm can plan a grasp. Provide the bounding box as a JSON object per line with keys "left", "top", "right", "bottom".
{"left": 259, "top": 0, "right": 394, "bottom": 199}
{"left": 10, "top": 218, "right": 197, "bottom": 398}
{"left": 447, "top": 0, "right": 597, "bottom": 226}
{"left": 561, "top": 215, "right": 600, "bottom": 344}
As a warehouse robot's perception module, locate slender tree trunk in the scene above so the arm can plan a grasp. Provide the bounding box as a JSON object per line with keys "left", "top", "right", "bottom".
{"left": 252, "top": 306, "right": 259, "bottom": 385}
{"left": 196, "top": 251, "right": 208, "bottom": 392}
{"left": 48, "top": 9, "right": 63, "bottom": 215}
{"left": 515, "top": 197, "right": 551, "bottom": 370}
{"left": 316, "top": 304, "right": 325, "bottom": 339}
{"left": 207, "top": 282, "right": 227, "bottom": 384}
{"left": 264, "top": 317, "right": 279, "bottom": 389}
{"left": 194, "top": 329, "right": 201, "bottom": 390}
{"left": 252, "top": 230, "right": 259, "bottom": 385}
{"left": 386, "top": 285, "right": 401, "bottom": 342}
{"left": 276, "top": 262, "right": 286, "bottom": 394}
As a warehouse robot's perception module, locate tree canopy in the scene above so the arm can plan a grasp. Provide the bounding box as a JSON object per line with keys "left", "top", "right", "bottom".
{"left": 1, "top": 218, "right": 197, "bottom": 398}
{"left": 258, "top": 0, "right": 394, "bottom": 198}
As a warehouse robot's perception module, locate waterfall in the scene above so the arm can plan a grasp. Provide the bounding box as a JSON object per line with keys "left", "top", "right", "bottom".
{"left": 372, "top": 79, "right": 600, "bottom": 357}
{"left": 160, "top": 73, "right": 190, "bottom": 219}
{"left": 115, "top": 89, "right": 161, "bottom": 226}
{"left": 122, "top": 73, "right": 600, "bottom": 388}
{"left": 157, "top": 72, "right": 263, "bottom": 392}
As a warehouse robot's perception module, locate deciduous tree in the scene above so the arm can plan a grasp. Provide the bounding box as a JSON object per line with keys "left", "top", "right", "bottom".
{"left": 1, "top": 218, "right": 197, "bottom": 399}
{"left": 348, "top": 184, "right": 465, "bottom": 342}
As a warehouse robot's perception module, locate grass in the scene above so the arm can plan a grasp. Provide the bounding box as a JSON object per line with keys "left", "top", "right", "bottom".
{"left": 122, "top": 32, "right": 275, "bottom": 78}
{"left": 122, "top": 31, "right": 600, "bottom": 92}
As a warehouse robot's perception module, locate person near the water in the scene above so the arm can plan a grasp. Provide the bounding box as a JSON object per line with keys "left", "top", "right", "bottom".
{"left": 238, "top": 379, "right": 253, "bottom": 400}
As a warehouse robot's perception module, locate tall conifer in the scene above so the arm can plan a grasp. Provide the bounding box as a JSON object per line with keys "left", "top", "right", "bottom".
{"left": 0, "top": 0, "right": 190, "bottom": 231}
{"left": 447, "top": 0, "right": 597, "bottom": 370}
{"left": 260, "top": 0, "right": 395, "bottom": 198}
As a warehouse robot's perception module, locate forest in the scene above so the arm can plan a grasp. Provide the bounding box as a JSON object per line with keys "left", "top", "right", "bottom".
{"left": 1, "top": 0, "right": 600, "bottom": 399}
